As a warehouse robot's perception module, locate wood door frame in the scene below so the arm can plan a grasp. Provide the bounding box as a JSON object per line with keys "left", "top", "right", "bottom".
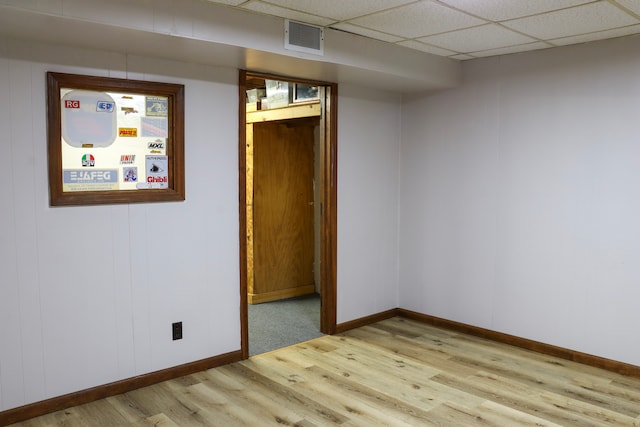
{"left": 238, "top": 70, "right": 337, "bottom": 359}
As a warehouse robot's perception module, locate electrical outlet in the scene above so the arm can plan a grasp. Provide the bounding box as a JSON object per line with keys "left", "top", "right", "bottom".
{"left": 172, "top": 322, "right": 183, "bottom": 340}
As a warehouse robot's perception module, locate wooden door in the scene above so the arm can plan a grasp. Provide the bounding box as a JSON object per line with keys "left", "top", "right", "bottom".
{"left": 251, "top": 119, "right": 316, "bottom": 304}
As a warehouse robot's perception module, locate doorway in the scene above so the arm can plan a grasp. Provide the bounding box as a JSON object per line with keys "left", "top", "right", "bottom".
{"left": 238, "top": 71, "right": 337, "bottom": 358}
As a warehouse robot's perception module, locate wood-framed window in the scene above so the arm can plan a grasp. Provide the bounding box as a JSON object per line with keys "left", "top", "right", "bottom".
{"left": 46, "top": 72, "right": 185, "bottom": 206}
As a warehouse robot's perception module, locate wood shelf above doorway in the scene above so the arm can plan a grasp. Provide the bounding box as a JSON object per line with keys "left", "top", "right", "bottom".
{"left": 246, "top": 101, "right": 320, "bottom": 124}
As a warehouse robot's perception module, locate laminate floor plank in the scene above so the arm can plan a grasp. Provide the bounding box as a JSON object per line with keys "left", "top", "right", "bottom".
{"left": 7, "top": 317, "right": 640, "bottom": 426}
{"left": 143, "top": 413, "right": 180, "bottom": 426}
{"left": 256, "top": 348, "right": 434, "bottom": 427}
{"left": 343, "top": 327, "right": 480, "bottom": 377}
{"left": 446, "top": 349, "right": 640, "bottom": 418}
{"left": 298, "top": 364, "right": 429, "bottom": 427}
{"left": 127, "top": 381, "right": 215, "bottom": 426}
{"left": 105, "top": 393, "right": 151, "bottom": 424}
{"left": 293, "top": 337, "right": 484, "bottom": 412}
{"left": 200, "top": 365, "right": 321, "bottom": 426}
{"left": 443, "top": 332, "right": 611, "bottom": 384}
{"left": 242, "top": 354, "right": 412, "bottom": 426}
{"left": 432, "top": 371, "right": 636, "bottom": 427}
{"left": 474, "top": 400, "right": 564, "bottom": 427}
{"left": 222, "top": 361, "right": 350, "bottom": 425}
{"left": 402, "top": 323, "right": 640, "bottom": 419}
{"left": 381, "top": 318, "right": 640, "bottom": 420}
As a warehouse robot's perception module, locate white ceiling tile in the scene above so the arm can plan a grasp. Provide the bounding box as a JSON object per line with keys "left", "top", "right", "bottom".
{"left": 396, "top": 40, "right": 458, "bottom": 56}
{"left": 330, "top": 23, "right": 405, "bottom": 43}
{"left": 503, "top": 2, "right": 639, "bottom": 40}
{"left": 205, "top": 0, "right": 640, "bottom": 59}
{"left": 348, "top": 1, "right": 486, "bottom": 39}
{"left": 551, "top": 24, "right": 640, "bottom": 45}
{"left": 258, "top": 0, "right": 416, "bottom": 21}
{"left": 471, "top": 42, "right": 553, "bottom": 57}
{"left": 241, "top": 1, "right": 336, "bottom": 26}
{"left": 614, "top": 0, "right": 640, "bottom": 16}
{"left": 438, "top": 0, "right": 593, "bottom": 21}
{"left": 419, "top": 24, "right": 536, "bottom": 53}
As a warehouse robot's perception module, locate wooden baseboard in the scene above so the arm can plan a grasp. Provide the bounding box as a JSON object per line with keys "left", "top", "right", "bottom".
{"left": 6, "top": 309, "right": 640, "bottom": 424}
{"left": 396, "top": 309, "right": 640, "bottom": 379}
{"left": 335, "top": 308, "right": 640, "bottom": 380}
{"left": 0, "top": 350, "right": 243, "bottom": 426}
{"left": 334, "top": 308, "right": 399, "bottom": 334}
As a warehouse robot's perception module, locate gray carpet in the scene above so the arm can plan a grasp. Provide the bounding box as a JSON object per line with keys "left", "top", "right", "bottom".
{"left": 248, "top": 293, "right": 323, "bottom": 356}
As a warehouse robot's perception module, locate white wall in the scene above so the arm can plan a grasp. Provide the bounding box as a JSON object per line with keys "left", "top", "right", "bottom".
{"left": 0, "top": 39, "right": 240, "bottom": 411}
{"left": 0, "top": 38, "right": 404, "bottom": 411}
{"left": 338, "top": 85, "right": 402, "bottom": 323}
{"left": 399, "top": 35, "right": 640, "bottom": 366}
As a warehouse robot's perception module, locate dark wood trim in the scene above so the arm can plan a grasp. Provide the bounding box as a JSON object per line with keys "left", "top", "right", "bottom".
{"left": 320, "top": 83, "right": 338, "bottom": 335}
{"left": 238, "top": 70, "right": 249, "bottom": 360}
{"left": 6, "top": 309, "right": 639, "bottom": 424}
{"left": 0, "top": 350, "right": 242, "bottom": 426}
{"left": 397, "top": 309, "right": 640, "bottom": 379}
{"left": 335, "top": 307, "right": 640, "bottom": 379}
{"left": 46, "top": 72, "right": 185, "bottom": 206}
{"left": 238, "top": 71, "right": 338, "bottom": 350}
{"left": 335, "top": 309, "right": 400, "bottom": 334}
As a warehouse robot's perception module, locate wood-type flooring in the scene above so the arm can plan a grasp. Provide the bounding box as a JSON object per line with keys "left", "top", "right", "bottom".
{"left": 8, "top": 317, "right": 640, "bottom": 426}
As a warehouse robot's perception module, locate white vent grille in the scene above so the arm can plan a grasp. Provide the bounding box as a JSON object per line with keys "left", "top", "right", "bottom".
{"left": 285, "top": 20, "right": 324, "bottom": 55}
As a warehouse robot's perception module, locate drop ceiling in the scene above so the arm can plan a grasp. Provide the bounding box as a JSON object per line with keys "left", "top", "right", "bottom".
{"left": 207, "top": 0, "right": 640, "bottom": 60}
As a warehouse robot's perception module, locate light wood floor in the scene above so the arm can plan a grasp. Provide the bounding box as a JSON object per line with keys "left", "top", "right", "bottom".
{"left": 9, "top": 317, "right": 640, "bottom": 426}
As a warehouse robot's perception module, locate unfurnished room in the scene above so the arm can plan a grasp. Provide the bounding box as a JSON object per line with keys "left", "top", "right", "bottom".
{"left": 1, "top": 1, "right": 640, "bottom": 425}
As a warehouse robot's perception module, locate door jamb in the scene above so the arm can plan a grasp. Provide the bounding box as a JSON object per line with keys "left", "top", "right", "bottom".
{"left": 238, "top": 70, "right": 337, "bottom": 359}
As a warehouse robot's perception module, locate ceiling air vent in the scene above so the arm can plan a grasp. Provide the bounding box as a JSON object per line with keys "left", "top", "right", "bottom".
{"left": 285, "top": 20, "right": 324, "bottom": 56}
